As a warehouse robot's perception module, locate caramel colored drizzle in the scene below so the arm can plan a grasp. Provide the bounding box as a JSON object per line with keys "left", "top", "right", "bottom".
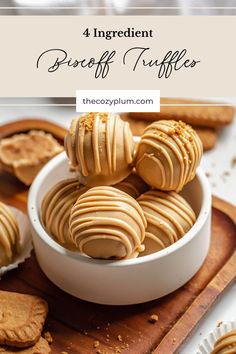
{"left": 69, "top": 186, "right": 146, "bottom": 259}
{"left": 0, "top": 202, "right": 20, "bottom": 265}
{"left": 112, "top": 114, "right": 117, "bottom": 172}
{"left": 136, "top": 120, "right": 203, "bottom": 191}
{"left": 64, "top": 113, "right": 134, "bottom": 185}
{"left": 211, "top": 330, "right": 236, "bottom": 354}
{"left": 138, "top": 190, "right": 196, "bottom": 251}
{"left": 41, "top": 179, "right": 87, "bottom": 245}
{"left": 106, "top": 116, "right": 112, "bottom": 173}
{"left": 114, "top": 172, "right": 149, "bottom": 199}
{"left": 124, "top": 122, "right": 133, "bottom": 164}
{"left": 78, "top": 118, "right": 89, "bottom": 176}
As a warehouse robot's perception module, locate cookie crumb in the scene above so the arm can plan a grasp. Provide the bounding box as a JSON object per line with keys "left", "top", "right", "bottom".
{"left": 172, "top": 338, "right": 176, "bottom": 345}
{"left": 44, "top": 331, "right": 53, "bottom": 344}
{"left": 217, "top": 321, "right": 223, "bottom": 327}
{"left": 205, "top": 172, "right": 211, "bottom": 178}
{"left": 223, "top": 171, "right": 230, "bottom": 176}
{"left": 121, "top": 343, "right": 129, "bottom": 349}
{"left": 231, "top": 157, "right": 236, "bottom": 168}
{"left": 94, "top": 340, "right": 100, "bottom": 348}
{"left": 148, "top": 314, "right": 159, "bottom": 324}
{"left": 117, "top": 335, "right": 123, "bottom": 342}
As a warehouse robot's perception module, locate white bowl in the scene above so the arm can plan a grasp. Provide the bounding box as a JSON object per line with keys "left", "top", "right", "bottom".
{"left": 28, "top": 152, "right": 211, "bottom": 305}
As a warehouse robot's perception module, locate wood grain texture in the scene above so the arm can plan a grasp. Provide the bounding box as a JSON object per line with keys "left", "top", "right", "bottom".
{"left": 0, "top": 193, "right": 236, "bottom": 354}
{"left": 0, "top": 120, "right": 236, "bottom": 354}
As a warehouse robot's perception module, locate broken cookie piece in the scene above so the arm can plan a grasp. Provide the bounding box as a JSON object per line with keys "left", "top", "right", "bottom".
{"left": 0, "top": 130, "right": 63, "bottom": 185}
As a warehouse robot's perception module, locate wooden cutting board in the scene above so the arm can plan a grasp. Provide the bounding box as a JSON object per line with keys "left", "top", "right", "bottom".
{"left": 0, "top": 120, "right": 236, "bottom": 354}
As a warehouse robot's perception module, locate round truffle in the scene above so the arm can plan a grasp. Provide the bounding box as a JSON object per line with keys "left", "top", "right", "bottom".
{"left": 69, "top": 186, "right": 147, "bottom": 259}
{"left": 211, "top": 330, "right": 236, "bottom": 354}
{"left": 114, "top": 171, "right": 149, "bottom": 199}
{"left": 64, "top": 113, "right": 135, "bottom": 186}
{"left": 135, "top": 120, "right": 203, "bottom": 192}
{"left": 0, "top": 202, "right": 20, "bottom": 267}
{"left": 137, "top": 190, "right": 196, "bottom": 256}
{"left": 41, "top": 178, "right": 87, "bottom": 247}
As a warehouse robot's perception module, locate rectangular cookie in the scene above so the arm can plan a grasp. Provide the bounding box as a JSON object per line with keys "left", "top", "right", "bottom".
{"left": 0, "top": 291, "right": 48, "bottom": 348}
{"left": 128, "top": 98, "right": 235, "bottom": 128}
{"left": 194, "top": 127, "right": 219, "bottom": 151}
{"left": 120, "top": 114, "right": 218, "bottom": 151}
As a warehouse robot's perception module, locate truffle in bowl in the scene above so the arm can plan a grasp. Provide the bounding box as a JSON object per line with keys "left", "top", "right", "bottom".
{"left": 28, "top": 152, "right": 211, "bottom": 305}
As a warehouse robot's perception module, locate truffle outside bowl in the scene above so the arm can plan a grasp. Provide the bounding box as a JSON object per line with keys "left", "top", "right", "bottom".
{"left": 28, "top": 152, "right": 212, "bottom": 305}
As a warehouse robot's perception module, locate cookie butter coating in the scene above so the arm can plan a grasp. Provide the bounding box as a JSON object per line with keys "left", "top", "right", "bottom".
{"left": 135, "top": 120, "right": 203, "bottom": 192}
{"left": 69, "top": 186, "right": 147, "bottom": 259}
{"left": 211, "top": 330, "right": 236, "bottom": 354}
{"left": 64, "top": 113, "right": 135, "bottom": 186}
{"left": 41, "top": 178, "right": 87, "bottom": 247}
{"left": 114, "top": 171, "right": 149, "bottom": 199}
{"left": 137, "top": 190, "right": 196, "bottom": 256}
{"left": 0, "top": 202, "right": 20, "bottom": 267}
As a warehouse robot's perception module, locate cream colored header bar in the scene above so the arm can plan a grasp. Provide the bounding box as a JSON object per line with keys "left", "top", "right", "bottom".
{"left": 0, "top": 16, "right": 235, "bottom": 97}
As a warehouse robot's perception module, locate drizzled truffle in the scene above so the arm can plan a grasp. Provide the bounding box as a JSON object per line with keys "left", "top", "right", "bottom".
{"left": 41, "top": 178, "right": 87, "bottom": 247}
{"left": 64, "top": 113, "right": 135, "bottom": 186}
{"left": 135, "top": 120, "right": 203, "bottom": 192}
{"left": 137, "top": 190, "right": 196, "bottom": 256}
{"left": 0, "top": 202, "right": 20, "bottom": 267}
{"left": 211, "top": 330, "right": 236, "bottom": 354}
{"left": 69, "top": 186, "right": 147, "bottom": 259}
{"left": 114, "top": 171, "right": 149, "bottom": 199}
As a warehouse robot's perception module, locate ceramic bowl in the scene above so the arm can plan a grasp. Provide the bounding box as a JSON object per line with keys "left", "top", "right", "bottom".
{"left": 28, "top": 152, "right": 211, "bottom": 305}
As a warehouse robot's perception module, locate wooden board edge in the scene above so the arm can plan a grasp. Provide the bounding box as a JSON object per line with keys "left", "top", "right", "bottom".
{"left": 153, "top": 198, "right": 236, "bottom": 354}
{"left": 212, "top": 196, "right": 236, "bottom": 225}
{"left": 0, "top": 118, "right": 67, "bottom": 141}
{"left": 152, "top": 252, "right": 236, "bottom": 354}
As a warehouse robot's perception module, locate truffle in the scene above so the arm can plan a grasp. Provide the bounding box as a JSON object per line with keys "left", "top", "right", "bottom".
{"left": 41, "top": 178, "right": 87, "bottom": 247}
{"left": 0, "top": 202, "right": 20, "bottom": 267}
{"left": 137, "top": 190, "right": 196, "bottom": 256}
{"left": 69, "top": 186, "right": 147, "bottom": 259}
{"left": 64, "top": 113, "right": 135, "bottom": 186}
{"left": 114, "top": 171, "right": 149, "bottom": 199}
{"left": 135, "top": 120, "right": 203, "bottom": 191}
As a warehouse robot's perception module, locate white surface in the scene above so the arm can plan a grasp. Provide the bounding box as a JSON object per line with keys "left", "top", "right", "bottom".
{"left": 0, "top": 97, "right": 235, "bottom": 350}
{"left": 28, "top": 152, "right": 211, "bottom": 305}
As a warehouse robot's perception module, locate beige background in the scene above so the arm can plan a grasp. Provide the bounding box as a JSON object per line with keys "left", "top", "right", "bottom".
{"left": 0, "top": 16, "right": 235, "bottom": 97}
